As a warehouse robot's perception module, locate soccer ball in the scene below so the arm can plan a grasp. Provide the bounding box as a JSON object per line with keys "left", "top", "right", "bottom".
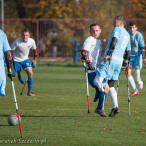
{"left": 8, "top": 113, "right": 21, "bottom": 126}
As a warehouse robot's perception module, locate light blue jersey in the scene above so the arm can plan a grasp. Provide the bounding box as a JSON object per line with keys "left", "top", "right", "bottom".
{"left": 0, "top": 30, "right": 11, "bottom": 96}
{"left": 97, "top": 27, "right": 131, "bottom": 80}
{"left": 128, "top": 31, "right": 145, "bottom": 57}
{"left": 128, "top": 31, "right": 145, "bottom": 69}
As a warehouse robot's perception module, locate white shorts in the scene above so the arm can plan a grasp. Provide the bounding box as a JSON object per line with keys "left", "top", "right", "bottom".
{"left": 93, "top": 75, "right": 106, "bottom": 92}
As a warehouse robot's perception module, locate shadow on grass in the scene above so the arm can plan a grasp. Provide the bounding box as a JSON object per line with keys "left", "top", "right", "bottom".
{"left": 0, "top": 114, "right": 90, "bottom": 118}
{"left": 39, "top": 62, "right": 83, "bottom": 68}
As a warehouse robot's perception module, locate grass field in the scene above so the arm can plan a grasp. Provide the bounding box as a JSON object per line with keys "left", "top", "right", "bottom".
{"left": 0, "top": 62, "right": 146, "bottom": 146}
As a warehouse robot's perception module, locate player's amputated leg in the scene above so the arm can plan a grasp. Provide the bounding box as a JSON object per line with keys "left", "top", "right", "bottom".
{"left": 17, "top": 71, "right": 25, "bottom": 84}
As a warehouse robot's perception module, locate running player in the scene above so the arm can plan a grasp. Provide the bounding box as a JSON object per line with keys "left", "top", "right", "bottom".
{"left": 0, "top": 30, "right": 14, "bottom": 96}
{"left": 11, "top": 28, "right": 37, "bottom": 96}
{"left": 81, "top": 23, "right": 109, "bottom": 117}
{"left": 94, "top": 16, "right": 131, "bottom": 117}
{"left": 127, "top": 22, "right": 146, "bottom": 96}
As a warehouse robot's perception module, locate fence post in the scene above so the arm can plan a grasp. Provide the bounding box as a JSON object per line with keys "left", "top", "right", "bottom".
{"left": 74, "top": 39, "right": 78, "bottom": 64}
{"left": 36, "top": 19, "right": 39, "bottom": 57}
{"left": 1, "top": 0, "right": 4, "bottom": 31}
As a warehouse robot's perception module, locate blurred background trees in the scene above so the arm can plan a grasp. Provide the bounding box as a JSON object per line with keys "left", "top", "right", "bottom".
{"left": 1, "top": 0, "right": 146, "bottom": 58}
{"left": 3, "top": 0, "right": 145, "bottom": 19}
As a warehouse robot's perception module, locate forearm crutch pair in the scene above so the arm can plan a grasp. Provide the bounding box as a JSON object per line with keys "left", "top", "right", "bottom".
{"left": 20, "top": 77, "right": 28, "bottom": 95}
{"left": 10, "top": 69, "right": 23, "bottom": 138}
{"left": 84, "top": 62, "right": 90, "bottom": 113}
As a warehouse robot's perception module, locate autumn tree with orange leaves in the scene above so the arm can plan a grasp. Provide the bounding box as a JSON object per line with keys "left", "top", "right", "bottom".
{"left": 125, "top": 0, "right": 146, "bottom": 18}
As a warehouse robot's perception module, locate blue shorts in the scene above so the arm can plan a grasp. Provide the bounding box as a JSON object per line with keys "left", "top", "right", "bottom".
{"left": 13, "top": 59, "right": 32, "bottom": 72}
{"left": 96, "top": 59, "right": 121, "bottom": 80}
{"left": 129, "top": 55, "right": 142, "bottom": 69}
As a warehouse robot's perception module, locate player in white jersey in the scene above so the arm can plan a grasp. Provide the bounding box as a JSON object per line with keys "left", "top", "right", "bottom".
{"left": 94, "top": 16, "right": 131, "bottom": 117}
{"left": 81, "top": 23, "right": 109, "bottom": 117}
{"left": 0, "top": 30, "right": 14, "bottom": 96}
{"left": 126, "top": 22, "right": 146, "bottom": 97}
{"left": 11, "top": 28, "right": 37, "bottom": 96}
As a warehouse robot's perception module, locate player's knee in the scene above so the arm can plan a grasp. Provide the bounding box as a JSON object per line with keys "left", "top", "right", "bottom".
{"left": 27, "top": 71, "right": 33, "bottom": 78}
{"left": 126, "top": 68, "right": 132, "bottom": 77}
{"left": 105, "top": 84, "right": 110, "bottom": 93}
{"left": 108, "top": 80, "right": 115, "bottom": 88}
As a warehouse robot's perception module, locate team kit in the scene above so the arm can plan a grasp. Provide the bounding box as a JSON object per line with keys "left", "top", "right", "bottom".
{"left": 0, "top": 16, "right": 145, "bottom": 138}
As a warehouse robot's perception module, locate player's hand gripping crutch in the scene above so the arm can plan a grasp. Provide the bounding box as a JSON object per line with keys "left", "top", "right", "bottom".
{"left": 103, "top": 54, "right": 112, "bottom": 110}
{"left": 84, "top": 62, "right": 90, "bottom": 113}
{"left": 20, "top": 77, "right": 28, "bottom": 95}
{"left": 126, "top": 62, "right": 131, "bottom": 115}
{"left": 9, "top": 68, "right": 23, "bottom": 138}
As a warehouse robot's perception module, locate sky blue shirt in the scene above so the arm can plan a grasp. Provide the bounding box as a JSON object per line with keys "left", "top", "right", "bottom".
{"left": 0, "top": 30, "right": 11, "bottom": 96}
{"left": 0, "top": 30, "right": 11, "bottom": 61}
{"left": 128, "top": 31, "right": 145, "bottom": 57}
{"left": 96, "top": 27, "right": 131, "bottom": 80}
{"left": 104, "top": 27, "right": 131, "bottom": 61}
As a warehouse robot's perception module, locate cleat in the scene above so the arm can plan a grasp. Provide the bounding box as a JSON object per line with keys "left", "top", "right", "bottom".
{"left": 95, "top": 109, "right": 107, "bottom": 117}
{"left": 27, "top": 92, "right": 35, "bottom": 96}
{"left": 109, "top": 107, "right": 120, "bottom": 117}
{"left": 139, "top": 81, "right": 143, "bottom": 90}
{"left": 130, "top": 91, "right": 139, "bottom": 97}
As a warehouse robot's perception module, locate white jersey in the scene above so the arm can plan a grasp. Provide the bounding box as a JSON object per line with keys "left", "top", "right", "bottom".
{"left": 82, "top": 36, "right": 102, "bottom": 71}
{"left": 11, "top": 37, "right": 36, "bottom": 62}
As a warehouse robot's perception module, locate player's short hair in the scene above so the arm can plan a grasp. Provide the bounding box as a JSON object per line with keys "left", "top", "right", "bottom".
{"left": 90, "top": 23, "right": 101, "bottom": 30}
{"left": 22, "top": 28, "right": 30, "bottom": 34}
{"left": 115, "top": 16, "right": 126, "bottom": 26}
{"left": 129, "top": 22, "right": 137, "bottom": 27}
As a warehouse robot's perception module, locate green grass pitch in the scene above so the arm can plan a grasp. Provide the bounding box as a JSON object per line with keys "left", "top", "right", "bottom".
{"left": 0, "top": 62, "right": 146, "bottom": 146}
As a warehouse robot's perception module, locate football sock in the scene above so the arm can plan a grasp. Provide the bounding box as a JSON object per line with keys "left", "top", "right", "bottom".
{"left": 109, "top": 87, "right": 118, "bottom": 108}
{"left": 27, "top": 77, "right": 33, "bottom": 93}
{"left": 135, "top": 69, "right": 142, "bottom": 85}
{"left": 128, "top": 75, "right": 137, "bottom": 91}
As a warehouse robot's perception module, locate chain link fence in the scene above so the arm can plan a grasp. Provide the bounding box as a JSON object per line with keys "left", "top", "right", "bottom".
{"left": 1, "top": 18, "right": 146, "bottom": 61}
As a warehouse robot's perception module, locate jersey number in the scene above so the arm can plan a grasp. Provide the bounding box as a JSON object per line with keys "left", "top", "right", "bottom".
{"left": 121, "top": 36, "right": 128, "bottom": 50}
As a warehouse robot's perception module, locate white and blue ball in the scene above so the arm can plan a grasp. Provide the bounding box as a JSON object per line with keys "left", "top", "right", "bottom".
{"left": 8, "top": 113, "right": 21, "bottom": 126}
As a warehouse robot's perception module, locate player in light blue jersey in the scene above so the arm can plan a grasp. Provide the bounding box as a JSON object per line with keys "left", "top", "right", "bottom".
{"left": 0, "top": 30, "right": 15, "bottom": 96}
{"left": 94, "top": 16, "right": 131, "bottom": 117}
{"left": 127, "top": 22, "right": 146, "bottom": 97}
{"left": 81, "top": 23, "right": 109, "bottom": 117}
